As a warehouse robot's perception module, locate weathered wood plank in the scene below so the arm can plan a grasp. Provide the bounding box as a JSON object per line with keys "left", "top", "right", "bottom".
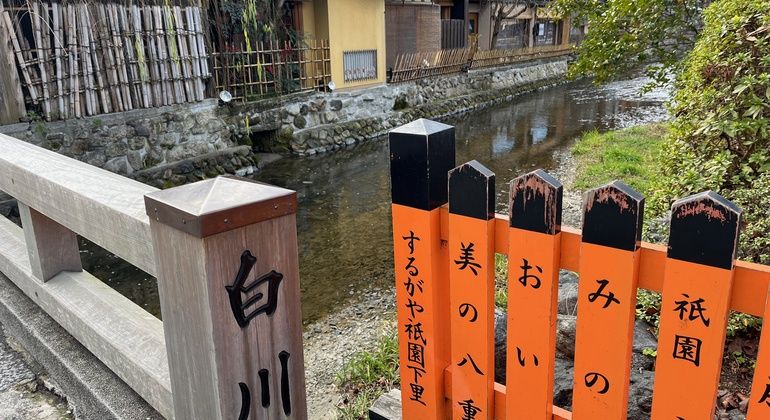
{"left": 146, "top": 177, "right": 307, "bottom": 419}
{"left": 0, "top": 134, "right": 157, "bottom": 276}
{"left": 0, "top": 215, "right": 171, "bottom": 418}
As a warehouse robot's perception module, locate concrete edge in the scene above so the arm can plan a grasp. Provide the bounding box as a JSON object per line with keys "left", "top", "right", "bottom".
{"left": 0, "top": 272, "right": 163, "bottom": 420}
{"left": 369, "top": 388, "right": 402, "bottom": 420}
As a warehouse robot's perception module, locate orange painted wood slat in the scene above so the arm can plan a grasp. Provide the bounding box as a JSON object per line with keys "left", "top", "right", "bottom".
{"left": 505, "top": 170, "right": 562, "bottom": 420}
{"left": 571, "top": 182, "right": 644, "bottom": 419}
{"left": 448, "top": 161, "right": 496, "bottom": 420}
{"left": 393, "top": 205, "right": 449, "bottom": 419}
{"left": 651, "top": 192, "right": 742, "bottom": 420}
{"left": 449, "top": 214, "right": 495, "bottom": 419}
{"left": 747, "top": 286, "right": 770, "bottom": 419}
{"left": 650, "top": 259, "right": 734, "bottom": 419}
{"left": 440, "top": 210, "right": 770, "bottom": 317}
{"left": 444, "top": 371, "right": 573, "bottom": 420}
{"left": 390, "top": 119, "right": 456, "bottom": 419}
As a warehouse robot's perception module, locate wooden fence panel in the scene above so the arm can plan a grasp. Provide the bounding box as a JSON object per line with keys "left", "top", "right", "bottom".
{"left": 651, "top": 192, "right": 741, "bottom": 419}
{"left": 448, "top": 160, "right": 496, "bottom": 420}
{"left": 505, "top": 169, "right": 562, "bottom": 420}
{"left": 572, "top": 181, "right": 644, "bottom": 418}
{"left": 390, "top": 119, "right": 456, "bottom": 419}
{"left": 442, "top": 19, "right": 466, "bottom": 50}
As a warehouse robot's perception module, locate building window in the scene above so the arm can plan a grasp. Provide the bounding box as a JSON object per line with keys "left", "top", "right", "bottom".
{"left": 343, "top": 50, "right": 378, "bottom": 82}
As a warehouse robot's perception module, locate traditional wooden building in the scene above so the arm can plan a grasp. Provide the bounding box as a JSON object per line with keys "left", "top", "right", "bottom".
{"left": 296, "top": 0, "right": 387, "bottom": 90}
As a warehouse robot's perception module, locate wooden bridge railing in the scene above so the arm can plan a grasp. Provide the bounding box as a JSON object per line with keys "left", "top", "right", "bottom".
{"left": 388, "top": 119, "right": 770, "bottom": 419}
{"left": 0, "top": 133, "right": 307, "bottom": 419}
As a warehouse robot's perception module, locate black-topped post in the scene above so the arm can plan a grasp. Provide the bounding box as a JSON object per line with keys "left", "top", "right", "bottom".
{"left": 651, "top": 191, "right": 741, "bottom": 419}
{"left": 389, "top": 119, "right": 455, "bottom": 419}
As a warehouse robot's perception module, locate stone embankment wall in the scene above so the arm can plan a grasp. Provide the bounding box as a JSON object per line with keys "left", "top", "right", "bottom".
{"left": 232, "top": 57, "right": 569, "bottom": 156}
{"left": 0, "top": 56, "right": 570, "bottom": 188}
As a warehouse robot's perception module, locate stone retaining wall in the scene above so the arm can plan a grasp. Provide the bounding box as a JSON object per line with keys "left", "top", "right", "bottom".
{"left": 0, "top": 56, "right": 571, "bottom": 188}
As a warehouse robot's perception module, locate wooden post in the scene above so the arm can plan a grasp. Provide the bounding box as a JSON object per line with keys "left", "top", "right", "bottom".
{"left": 748, "top": 285, "right": 770, "bottom": 419}
{"left": 572, "top": 181, "right": 644, "bottom": 418}
{"left": 145, "top": 176, "right": 307, "bottom": 420}
{"left": 18, "top": 203, "right": 82, "bottom": 282}
{"left": 389, "top": 119, "right": 455, "bottom": 419}
{"left": 651, "top": 192, "right": 741, "bottom": 419}
{"left": 448, "top": 160, "right": 495, "bottom": 420}
{"left": 506, "top": 169, "right": 562, "bottom": 420}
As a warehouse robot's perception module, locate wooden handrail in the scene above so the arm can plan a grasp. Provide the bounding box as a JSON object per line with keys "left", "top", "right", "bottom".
{"left": 0, "top": 134, "right": 158, "bottom": 276}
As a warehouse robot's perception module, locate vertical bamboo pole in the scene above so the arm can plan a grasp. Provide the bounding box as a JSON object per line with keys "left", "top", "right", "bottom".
{"left": 173, "top": 6, "right": 193, "bottom": 102}
{"left": 143, "top": 5, "right": 161, "bottom": 106}
{"left": 65, "top": 3, "right": 79, "bottom": 117}
{"left": 52, "top": 3, "right": 65, "bottom": 119}
{"left": 85, "top": 4, "right": 110, "bottom": 114}
{"left": 145, "top": 177, "right": 308, "bottom": 419}
{"left": 97, "top": 3, "right": 122, "bottom": 112}
{"left": 572, "top": 181, "right": 644, "bottom": 418}
{"left": 2, "top": 8, "right": 37, "bottom": 103}
{"left": 118, "top": 4, "right": 139, "bottom": 106}
{"left": 32, "top": 1, "right": 51, "bottom": 120}
{"left": 650, "top": 192, "right": 741, "bottom": 419}
{"left": 152, "top": 6, "right": 171, "bottom": 105}
{"left": 78, "top": 3, "right": 95, "bottom": 115}
{"left": 389, "top": 119, "right": 455, "bottom": 420}
{"left": 108, "top": 4, "right": 131, "bottom": 110}
{"left": 448, "top": 161, "right": 496, "bottom": 420}
{"left": 506, "top": 170, "right": 562, "bottom": 420}
{"left": 132, "top": 5, "right": 152, "bottom": 107}
{"left": 185, "top": 6, "right": 203, "bottom": 101}
{"left": 39, "top": 3, "right": 58, "bottom": 119}
{"left": 193, "top": 6, "right": 208, "bottom": 77}
{"left": 163, "top": 5, "right": 183, "bottom": 103}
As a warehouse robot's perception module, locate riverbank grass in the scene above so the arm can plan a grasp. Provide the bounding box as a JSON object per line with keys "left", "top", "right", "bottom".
{"left": 336, "top": 329, "right": 399, "bottom": 419}
{"left": 571, "top": 123, "right": 667, "bottom": 195}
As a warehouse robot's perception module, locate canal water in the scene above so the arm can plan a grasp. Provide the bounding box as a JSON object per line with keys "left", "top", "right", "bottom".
{"left": 81, "top": 76, "right": 669, "bottom": 323}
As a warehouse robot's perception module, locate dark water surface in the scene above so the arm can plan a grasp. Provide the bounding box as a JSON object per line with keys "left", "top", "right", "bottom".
{"left": 82, "top": 76, "right": 668, "bottom": 323}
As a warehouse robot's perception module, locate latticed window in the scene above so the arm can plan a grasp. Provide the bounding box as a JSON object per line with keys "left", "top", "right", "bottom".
{"left": 343, "top": 50, "right": 378, "bottom": 82}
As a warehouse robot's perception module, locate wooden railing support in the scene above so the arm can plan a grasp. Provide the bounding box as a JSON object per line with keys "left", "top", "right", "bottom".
{"left": 145, "top": 176, "right": 307, "bottom": 419}
{"left": 18, "top": 202, "right": 82, "bottom": 282}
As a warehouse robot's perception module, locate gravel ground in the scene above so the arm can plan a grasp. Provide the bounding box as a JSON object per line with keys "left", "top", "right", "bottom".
{"left": 0, "top": 325, "right": 72, "bottom": 420}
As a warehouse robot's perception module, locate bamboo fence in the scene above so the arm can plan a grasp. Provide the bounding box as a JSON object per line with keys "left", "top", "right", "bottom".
{"left": 0, "top": 0, "right": 210, "bottom": 121}
{"left": 470, "top": 43, "right": 576, "bottom": 70}
{"left": 210, "top": 39, "right": 331, "bottom": 103}
{"left": 388, "top": 43, "right": 576, "bottom": 83}
{"left": 389, "top": 47, "right": 474, "bottom": 83}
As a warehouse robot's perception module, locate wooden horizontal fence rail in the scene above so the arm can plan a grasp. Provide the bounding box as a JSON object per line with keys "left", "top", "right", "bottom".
{"left": 211, "top": 39, "right": 331, "bottom": 103}
{"left": 388, "top": 44, "right": 575, "bottom": 83}
{"left": 0, "top": 133, "right": 308, "bottom": 418}
{"left": 470, "top": 44, "right": 576, "bottom": 70}
{"left": 388, "top": 118, "right": 770, "bottom": 420}
{"left": 389, "top": 47, "right": 474, "bottom": 83}
{"left": 0, "top": 0, "right": 210, "bottom": 121}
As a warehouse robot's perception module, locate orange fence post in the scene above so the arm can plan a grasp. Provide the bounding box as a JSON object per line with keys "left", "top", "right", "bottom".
{"left": 651, "top": 192, "right": 742, "bottom": 419}
{"left": 748, "top": 285, "right": 770, "bottom": 419}
{"left": 572, "top": 181, "right": 644, "bottom": 419}
{"left": 447, "top": 160, "right": 496, "bottom": 420}
{"left": 505, "top": 169, "right": 563, "bottom": 420}
{"left": 389, "top": 119, "right": 455, "bottom": 419}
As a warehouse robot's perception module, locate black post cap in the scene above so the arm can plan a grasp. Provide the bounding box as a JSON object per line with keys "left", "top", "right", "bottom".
{"left": 509, "top": 169, "right": 563, "bottom": 234}
{"left": 389, "top": 119, "right": 456, "bottom": 211}
{"left": 449, "top": 160, "right": 495, "bottom": 220}
{"left": 667, "top": 191, "right": 741, "bottom": 270}
{"left": 581, "top": 180, "right": 645, "bottom": 251}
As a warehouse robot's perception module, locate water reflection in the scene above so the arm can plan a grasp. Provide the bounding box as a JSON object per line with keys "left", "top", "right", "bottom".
{"left": 83, "top": 76, "right": 668, "bottom": 323}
